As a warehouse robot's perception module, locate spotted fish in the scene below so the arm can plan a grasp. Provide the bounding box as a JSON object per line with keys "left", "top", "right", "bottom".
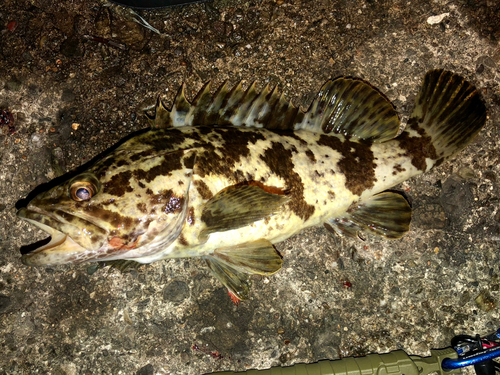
{"left": 17, "top": 70, "right": 486, "bottom": 301}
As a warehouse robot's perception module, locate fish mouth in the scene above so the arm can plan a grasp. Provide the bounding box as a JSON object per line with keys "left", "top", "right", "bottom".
{"left": 17, "top": 207, "right": 104, "bottom": 266}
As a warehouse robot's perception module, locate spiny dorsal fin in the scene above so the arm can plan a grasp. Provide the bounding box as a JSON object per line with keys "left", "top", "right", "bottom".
{"left": 171, "top": 83, "right": 192, "bottom": 125}
{"left": 146, "top": 96, "right": 171, "bottom": 128}
{"left": 147, "top": 78, "right": 400, "bottom": 142}
{"left": 189, "top": 82, "right": 212, "bottom": 126}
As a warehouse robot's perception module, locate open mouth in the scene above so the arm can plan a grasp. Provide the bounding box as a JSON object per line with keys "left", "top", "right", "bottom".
{"left": 17, "top": 207, "right": 87, "bottom": 266}
{"left": 18, "top": 216, "right": 68, "bottom": 255}
{"left": 20, "top": 237, "right": 52, "bottom": 255}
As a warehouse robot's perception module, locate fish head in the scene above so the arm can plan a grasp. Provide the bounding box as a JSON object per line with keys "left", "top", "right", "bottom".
{"left": 17, "top": 145, "right": 193, "bottom": 266}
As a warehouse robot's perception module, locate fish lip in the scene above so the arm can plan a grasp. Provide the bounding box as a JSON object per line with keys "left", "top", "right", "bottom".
{"left": 16, "top": 206, "right": 106, "bottom": 265}
{"left": 17, "top": 207, "right": 69, "bottom": 256}
{"left": 17, "top": 205, "right": 107, "bottom": 235}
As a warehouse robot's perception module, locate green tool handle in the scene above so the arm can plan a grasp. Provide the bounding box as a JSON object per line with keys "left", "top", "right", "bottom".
{"left": 212, "top": 348, "right": 459, "bottom": 375}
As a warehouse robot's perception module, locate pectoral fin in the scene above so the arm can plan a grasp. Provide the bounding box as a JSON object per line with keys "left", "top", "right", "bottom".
{"left": 204, "top": 239, "right": 283, "bottom": 300}
{"left": 325, "top": 192, "right": 411, "bottom": 239}
{"left": 200, "top": 184, "right": 289, "bottom": 241}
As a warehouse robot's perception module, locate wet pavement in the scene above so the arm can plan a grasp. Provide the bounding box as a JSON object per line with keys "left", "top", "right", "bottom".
{"left": 1, "top": 0, "right": 500, "bottom": 374}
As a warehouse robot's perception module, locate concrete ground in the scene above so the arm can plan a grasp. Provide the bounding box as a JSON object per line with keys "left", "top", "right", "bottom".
{"left": 0, "top": 0, "right": 499, "bottom": 374}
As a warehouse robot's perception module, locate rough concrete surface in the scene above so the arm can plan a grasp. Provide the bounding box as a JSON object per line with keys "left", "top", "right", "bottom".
{"left": 0, "top": 0, "right": 499, "bottom": 374}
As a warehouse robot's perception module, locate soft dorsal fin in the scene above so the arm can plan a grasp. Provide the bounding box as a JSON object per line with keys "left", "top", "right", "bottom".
{"left": 296, "top": 78, "right": 400, "bottom": 142}
{"left": 146, "top": 77, "right": 400, "bottom": 142}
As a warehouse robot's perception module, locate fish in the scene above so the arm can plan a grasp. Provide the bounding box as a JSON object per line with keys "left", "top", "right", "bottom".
{"left": 17, "top": 70, "right": 486, "bottom": 301}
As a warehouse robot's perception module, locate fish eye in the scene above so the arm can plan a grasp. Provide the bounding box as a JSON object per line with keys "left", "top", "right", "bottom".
{"left": 75, "top": 187, "right": 91, "bottom": 200}
{"left": 70, "top": 179, "right": 98, "bottom": 201}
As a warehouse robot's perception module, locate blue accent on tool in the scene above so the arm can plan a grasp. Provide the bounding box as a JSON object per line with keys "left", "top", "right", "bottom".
{"left": 442, "top": 345, "right": 500, "bottom": 370}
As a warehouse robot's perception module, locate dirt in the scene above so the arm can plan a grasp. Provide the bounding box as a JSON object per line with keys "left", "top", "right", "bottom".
{"left": 0, "top": 0, "right": 499, "bottom": 374}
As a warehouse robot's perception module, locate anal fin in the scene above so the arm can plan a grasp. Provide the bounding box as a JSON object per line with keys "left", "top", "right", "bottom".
{"left": 326, "top": 192, "right": 411, "bottom": 240}
{"left": 204, "top": 239, "right": 283, "bottom": 301}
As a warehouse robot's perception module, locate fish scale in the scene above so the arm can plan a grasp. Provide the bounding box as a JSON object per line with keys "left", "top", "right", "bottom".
{"left": 17, "top": 70, "right": 486, "bottom": 301}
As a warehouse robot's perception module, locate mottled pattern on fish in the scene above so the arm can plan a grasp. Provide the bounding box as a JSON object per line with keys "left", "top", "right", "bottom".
{"left": 17, "top": 70, "right": 487, "bottom": 300}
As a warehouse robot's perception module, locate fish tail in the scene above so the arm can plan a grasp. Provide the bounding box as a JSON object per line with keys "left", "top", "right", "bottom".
{"left": 397, "top": 70, "right": 487, "bottom": 171}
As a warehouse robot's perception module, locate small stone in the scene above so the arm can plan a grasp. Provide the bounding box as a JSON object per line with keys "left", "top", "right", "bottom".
{"left": 427, "top": 13, "right": 449, "bottom": 25}
{"left": 0, "top": 295, "right": 11, "bottom": 313}
{"left": 61, "top": 89, "right": 76, "bottom": 103}
{"left": 457, "top": 167, "right": 476, "bottom": 180}
{"left": 22, "top": 51, "right": 33, "bottom": 62}
{"left": 475, "top": 290, "right": 496, "bottom": 312}
{"left": 484, "top": 171, "right": 496, "bottom": 182}
{"left": 163, "top": 280, "right": 190, "bottom": 302}
{"left": 60, "top": 38, "right": 82, "bottom": 58}
{"left": 477, "top": 55, "right": 497, "bottom": 69}
{"left": 5, "top": 78, "right": 22, "bottom": 91}
{"left": 440, "top": 176, "right": 474, "bottom": 226}
{"left": 30, "top": 132, "right": 43, "bottom": 148}
{"left": 412, "top": 203, "right": 446, "bottom": 230}
{"left": 136, "top": 364, "right": 154, "bottom": 375}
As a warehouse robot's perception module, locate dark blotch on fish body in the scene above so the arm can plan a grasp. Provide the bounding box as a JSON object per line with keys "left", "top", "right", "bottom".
{"left": 397, "top": 118, "right": 438, "bottom": 172}
{"left": 133, "top": 152, "right": 184, "bottom": 183}
{"left": 195, "top": 127, "right": 265, "bottom": 179}
{"left": 317, "top": 135, "right": 377, "bottom": 196}
{"left": 305, "top": 149, "right": 316, "bottom": 163}
{"left": 104, "top": 171, "right": 134, "bottom": 197}
{"left": 194, "top": 180, "right": 213, "bottom": 200}
{"left": 260, "top": 141, "right": 315, "bottom": 221}
{"left": 83, "top": 205, "right": 135, "bottom": 229}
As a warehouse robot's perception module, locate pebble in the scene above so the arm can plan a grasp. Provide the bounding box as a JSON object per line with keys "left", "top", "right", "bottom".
{"left": 427, "top": 13, "right": 449, "bottom": 25}
{"left": 475, "top": 290, "right": 496, "bottom": 312}
{"left": 412, "top": 204, "right": 446, "bottom": 230}
{"left": 136, "top": 364, "right": 154, "bottom": 375}
{"left": 0, "top": 295, "right": 11, "bottom": 313}
{"left": 457, "top": 167, "right": 476, "bottom": 179}
{"left": 30, "top": 132, "right": 44, "bottom": 148}
{"left": 163, "top": 280, "right": 190, "bottom": 302}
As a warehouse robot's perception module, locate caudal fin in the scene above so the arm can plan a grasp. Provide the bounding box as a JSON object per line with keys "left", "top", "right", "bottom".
{"left": 398, "top": 70, "right": 486, "bottom": 171}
